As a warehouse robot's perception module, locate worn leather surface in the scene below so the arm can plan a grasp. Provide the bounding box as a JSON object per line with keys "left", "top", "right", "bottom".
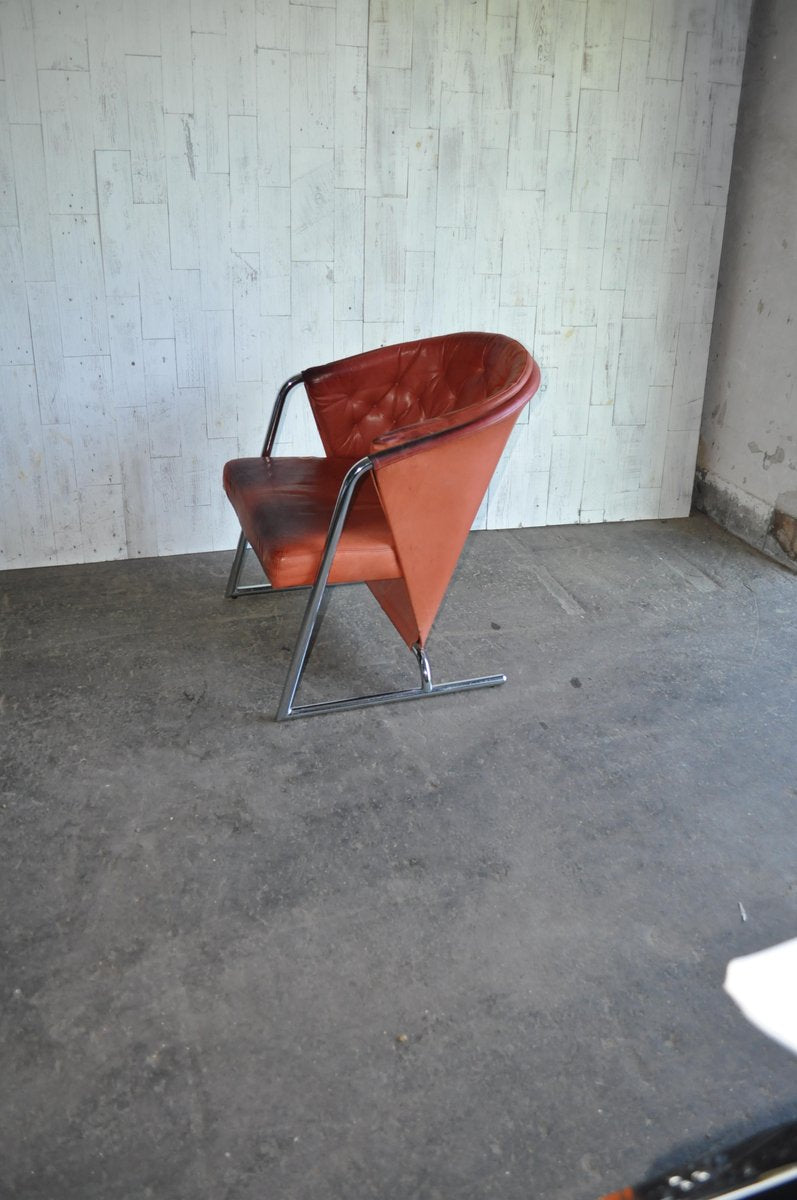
{"left": 223, "top": 332, "right": 541, "bottom": 645}
{"left": 223, "top": 457, "right": 401, "bottom": 589}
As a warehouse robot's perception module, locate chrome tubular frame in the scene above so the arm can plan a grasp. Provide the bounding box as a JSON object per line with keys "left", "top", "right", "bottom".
{"left": 225, "top": 375, "right": 508, "bottom": 721}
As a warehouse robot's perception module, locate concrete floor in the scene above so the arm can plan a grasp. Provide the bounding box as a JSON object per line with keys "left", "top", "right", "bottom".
{"left": 1, "top": 514, "right": 796, "bottom": 1200}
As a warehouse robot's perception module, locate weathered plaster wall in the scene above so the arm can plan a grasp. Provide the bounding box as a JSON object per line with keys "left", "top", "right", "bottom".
{"left": 698, "top": 0, "right": 797, "bottom": 570}
{"left": 0, "top": 0, "right": 751, "bottom": 569}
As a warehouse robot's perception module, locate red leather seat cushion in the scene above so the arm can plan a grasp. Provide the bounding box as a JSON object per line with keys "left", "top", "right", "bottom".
{"left": 223, "top": 457, "right": 401, "bottom": 589}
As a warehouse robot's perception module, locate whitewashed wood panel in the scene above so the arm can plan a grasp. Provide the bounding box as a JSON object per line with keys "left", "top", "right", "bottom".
{"left": 0, "top": 365, "right": 55, "bottom": 564}
{"left": 229, "top": 114, "right": 259, "bottom": 251}
{"left": 255, "top": 0, "right": 289, "bottom": 50}
{"left": 63, "top": 354, "right": 121, "bottom": 485}
{"left": 0, "top": 0, "right": 751, "bottom": 567}
{"left": 107, "top": 295, "right": 146, "bottom": 407}
{"left": 198, "top": 172, "right": 231, "bottom": 310}
{"left": 164, "top": 114, "right": 201, "bottom": 270}
{"left": 232, "top": 252, "right": 261, "bottom": 381}
{"left": 172, "top": 269, "right": 204, "bottom": 386}
{"left": 571, "top": 87, "right": 617, "bottom": 212}
{"left": 334, "top": 43, "right": 366, "bottom": 189}
{"left": 291, "top": 146, "right": 333, "bottom": 261}
{"left": 115, "top": 404, "right": 159, "bottom": 555}
{"left": 192, "top": 32, "right": 229, "bottom": 173}
{"left": 32, "top": 0, "right": 88, "bottom": 71}
{"left": 259, "top": 184, "right": 290, "bottom": 315}
{"left": 133, "top": 203, "right": 174, "bottom": 339}
{"left": 335, "top": 0, "right": 368, "bottom": 48}
{"left": 161, "top": 0, "right": 194, "bottom": 114}
{"left": 39, "top": 69, "right": 96, "bottom": 213}
{"left": 582, "top": 0, "right": 625, "bottom": 90}
{"left": 333, "top": 186, "right": 364, "bottom": 322}
{"left": 125, "top": 55, "right": 166, "bottom": 203}
{"left": 256, "top": 48, "right": 289, "bottom": 185}
{"left": 10, "top": 123, "right": 53, "bottom": 279}
{"left": 550, "top": 1, "right": 585, "bottom": 133}
{"left": 51, "top": 213, "right": 108, "bottom": 354}
{"left": 0, "top": 0, "right": 40, "bottom": 124}
{"left": 507, "top": 73, "right": 551, "bottom": 192}
{"left": 26, "top": 280, "right": 68, "bottom": 422}
{"left": 227, "top": 0, "right": 257, "bottom": 116}
{"left": 86, "top": 0, "right": 129, "bottom": 149}
{"left": 365, "top": 65, "right": 409, "bottom": 198}
{"left": 95, "top": 149, "right": 137, "bottom": 297}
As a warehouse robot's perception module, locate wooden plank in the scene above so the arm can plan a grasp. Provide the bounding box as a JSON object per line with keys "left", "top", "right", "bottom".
{"left": 229, "top": 114, "right": 259, "bottom": 251}
{"left": 0, "top": 0, "right": 40, "bottom": 124}
{"left": 562, "top": 209, "right": 605, "bottom": 326}
{"left": 32, "top": 0, "right": 88, "bottom": 70}
{"left": 86, "top": 0, "right": 130, "bottom": 149}
{"left": 614, "top": 318, "right": 655, "bottom": 425}
{"left": 39, "top": 69, "right": 96, "bottom": 214}
{"left": 255, "top": 0, "right": 290, "bottom": 49}
{"left": 675, "top": 31, "right": 711, "bottom": 156}
{"left": 535, "top": 246, "right": 565, "bottom": 335}
{"left": 624, "top": 0, "right": 653, "bottom": 40}
{"left": 161, "top": 0, "right": 193, "bottom": 113}
{"left": 623, "top": 204, "right": 667, "bottom": 319}
{"left": 441, "top": 0, "right": 486, "bottom": 95}
{"left": 198, "top": 172, "right": 231, "bottom": 310}
{"left": 582, "top": 0, "right": 625, "bottom": 90}
{"left": 291, "top": 146, "right": 333, "bottom": 261}
{"left": 709, "top": 0, "right": 751, "bottom": 86}
{"left": 334, "top": 43, "right": 366, "bottom": 189}
{"left": 11, "top": 123, "right": 54, "bottom": 279}
{"left": 333, "top": 320, "right": 363, "bottom": 359}
{"left": 538, "top": 324, "right": 596, "bottom": 437}
{"left": 615, "top": 35, "right": 647, "bottom": 159}
{"left": 115, "top": 404, "right": 159, "bottom": 555}
{"left": 507, "top": 72, "right": 551, "bottom": 192}
{"left": 652, "top": 269, "right": 684, "bottom": 386}
{"left": 335, "top": 0, "right": 368, "bottom": 47}
{"left": 334, "top": 186, "right": 364, "bottom": 322}
{"left": 202, "top": 308, "right": 236, "bottom": 437}
{"left": 289, "top": 4, "right": 334, "bottom": 51}
{"left": 26, "top": 281, "right": 69, "bottom": 422}
{"left": 514, "top": 0, "right": 556, "bottom": 74}
{"left": 177, "top": 385, "right": 212, "bottom": 506}
{"left": 637, "top": 78, "right": 681, "bottom": 206}
{"left": 290, "top": 260, "right": 333, "bottom": 388}
{"left": 143, "top": 336, "right": 181, "bottom": 458}
{"left": 369, "top": 0, "right": 412, "bottom": 69}
{"left": 696, "top": 82, "right": 741, "bottom": 206}
{"left": 96, "top": 149, "right": 138, "bottom": 297}
{"left": 363, "top": 195, "right": 405, "bottom": 325}
{"left": 365, "top": 65, "right": 409, "bottom": 198}
{"left": 405, "top": 128, "right": 438, "bottom": 253}
{"left": 290, "top": 7, "right": 334, "bottom": 147}
{"left": 107, "top": 294, "right": 146, "bottom": 407}
{"left": 500, "top": 189, "right": 543, "bottom": 308}
{"left": 571, "top": 86, "right": 616, "bottom": 212}
{"left": 474, "top": 145, "right": 508, "bottom": 276}
{"left": 483, "top": 12, "right": 516, "bottom": 115}
{"left": 433, "top": 225, "right": 500, "bottom": 334}
{"left": 64, "top": 354, "right": 122, "bottom": 485}
{"left": 256, "top": 48, "right": 289, "bottom": 185}
{"left": 409, "top": 0, "right": 444, "bottom": 129}
{"left": 550, "top": 0, "right": 585, "bottom": 133}
{"left": 51, "top": 214, "right": 109, "bottom": 354}
{"left": 133, "top": 202, "right": 174, "bottom": 339}
{"left": 227, "top": 0, "right": 257, "bottom": 116}
{"left": 659, "top": 427, "right": 698, "bottom": 517}
{"left": 580, "top": 402, "right": 613, "bottom": 517}
{"left": 172, "top": 269, "right": 204, "bottom": 386}
{"left": 487, "top": 421, "right": 552, "bottom": 529}
{"left": 541, "top": 130, "right": 576, "bottom": 251}
{"left": 590, "top": 288, "right": 623, "bottom": 407}
{"left": 233, "top": 252, "right": 261, "bottom": 382}
{"left": 436, "top": 89, "right": 479, "bottom": 228}
{"left": 0, "top": 83, "right": 18, "bottom": 228}
{"left": 0, "top": 365, "right": 56, "bottom": 565}
{"left": 600, "top": 157, "right": 641, "bottom": 292}
{"left": 403, "top": 248, "right": 434, "bottom": 340}
{"left": 41, "top": 423, "right": 83, "bottom": 564}
{"left": 258, "top": 184, "right": 290, "bottom": 315}
{"left": 669, "top": 321, "right": 712, "bottom": 431}
{"left": 124, "top": 55, "right": 165, "bottom": 202}
{"left": 192, "top": 32, "right": 229, "bottom": 173}
{"left": 647, "top": 0, "right": 686, "bottom": 80}
{"left": 123, "top": 0, "right": 161, "bottom": 54}
{"left": 662, "top": 152, "right": 698, "bottom": 274}
{"left": 164, "top": 113, "right": 201, "bottom": 270}
{"left": 546, "top": 434, "right": 587, "bottom": 525}
{"left": 190, "top": 0, "right": 226, "bottom": 34}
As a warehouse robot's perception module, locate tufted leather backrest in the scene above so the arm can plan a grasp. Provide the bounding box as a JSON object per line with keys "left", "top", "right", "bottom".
{"left": 302, "top": 332, "right": 534, "bottom": 461}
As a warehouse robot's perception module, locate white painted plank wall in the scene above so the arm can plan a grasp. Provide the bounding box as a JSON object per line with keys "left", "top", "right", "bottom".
{"left": 0, "top": 0, "right": 751, "bottom": 568}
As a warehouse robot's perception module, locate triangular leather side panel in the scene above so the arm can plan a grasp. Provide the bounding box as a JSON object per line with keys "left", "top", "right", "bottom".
{"left": 368, "top": 413, "right": 519, "bottom": 646}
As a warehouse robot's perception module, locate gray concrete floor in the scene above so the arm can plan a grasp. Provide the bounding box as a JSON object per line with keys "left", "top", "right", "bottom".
{"left": 1, "top": 514, "right": 796, "bottom": 1200}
